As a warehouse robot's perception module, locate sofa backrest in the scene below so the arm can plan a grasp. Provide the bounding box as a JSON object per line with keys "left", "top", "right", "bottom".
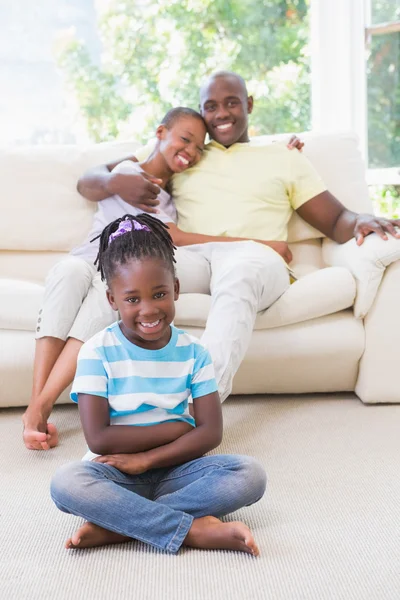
{"left": 275, "top": 132, "right": 373, "bottom": 243}
{"left": 0, "top": 132, "right": 372, "bottom": 252}
{"left": 0, "top": 141, "right": 138, "bottom": 252}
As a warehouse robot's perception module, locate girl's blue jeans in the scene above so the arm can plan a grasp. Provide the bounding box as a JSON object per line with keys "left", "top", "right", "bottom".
{"left": 50, "top": 454, "right": 267, "bottom": 554}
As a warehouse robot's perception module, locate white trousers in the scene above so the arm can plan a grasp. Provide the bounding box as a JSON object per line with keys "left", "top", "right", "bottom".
{"left": 37, "top": 242, "right": 289, "bottom": 400}
{"left": 36, "top": 257, "right": 117, "bottom": 343}
{"left": 175, "top": 241, "right": 290, "bottom": 401}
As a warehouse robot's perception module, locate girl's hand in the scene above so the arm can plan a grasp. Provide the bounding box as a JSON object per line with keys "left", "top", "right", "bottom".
{"left": 94, "top": 452, "right": 151, "bottom": 475}
{"left": 287, "top": 135, "right": 304, "bottom": 151}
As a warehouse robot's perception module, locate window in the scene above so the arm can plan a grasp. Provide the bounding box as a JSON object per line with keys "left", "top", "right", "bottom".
{"left": 365, "top": 1, "right": 400, "bottom": 215}
{"left": 1, "top": 1, "right": 311, "bottom": 146}
{"left": 366, "top": 1, "right": 400, "bottom": 179}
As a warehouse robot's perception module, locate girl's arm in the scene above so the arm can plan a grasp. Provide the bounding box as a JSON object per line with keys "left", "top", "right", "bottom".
{"left": 95, "top": 391, "right": 223, "bottom": 473}
{"left": 167, "top": 223, "right": 292, "bottom": 264}
{"left": 143, "top": 391, "right": 222, "bottom": 468}
{"left": 78, "top": 393, "right": 192, "bottom": 455}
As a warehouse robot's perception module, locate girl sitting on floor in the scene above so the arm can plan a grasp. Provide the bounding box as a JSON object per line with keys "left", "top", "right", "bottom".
{"left": 50, "top": 213, "right": 266, "bottom": 555}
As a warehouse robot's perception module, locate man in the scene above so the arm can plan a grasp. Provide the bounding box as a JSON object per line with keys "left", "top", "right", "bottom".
{"left": 25, "top": 71, "right": 400, "bottom": 450}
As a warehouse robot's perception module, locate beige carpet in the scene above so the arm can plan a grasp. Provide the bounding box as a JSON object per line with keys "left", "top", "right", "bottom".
{"left": 1, "top": 395, "right": 400, "bottom": 600}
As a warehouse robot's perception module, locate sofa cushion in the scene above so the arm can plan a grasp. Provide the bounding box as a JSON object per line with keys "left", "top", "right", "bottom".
{"left": 323, "top": 235, "right": 400, "bottom": 318}
{"left": 0, "top": 141, "right": 139, "bottom": 253}
{"left": 268, "top": 132, "right": 373, "bottom": 244}
{"left": 0, "top": 251, "right": 67, "bottom": 284}
{"left": 1, "top": 266, "right": 355, "bottom": 334}
{"left": 0, "top": 279, "right": 44, "bottom": 331}
{"left": 174, "top": 267, "right": 356, "bottom": 330}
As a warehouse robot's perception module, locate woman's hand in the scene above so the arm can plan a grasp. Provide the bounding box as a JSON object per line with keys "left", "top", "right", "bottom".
{"left": 287, "top": 135, "right": 304, "bottom": 152}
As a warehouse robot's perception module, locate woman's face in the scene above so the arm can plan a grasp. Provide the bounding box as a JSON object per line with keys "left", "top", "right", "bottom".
{"left": 157, "top": 116, "right": 206, "bottom": 173}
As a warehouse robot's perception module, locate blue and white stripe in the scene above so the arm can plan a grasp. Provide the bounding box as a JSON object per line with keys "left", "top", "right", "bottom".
{"left": 71, "top": 322, "right": 218, "bottom": 427}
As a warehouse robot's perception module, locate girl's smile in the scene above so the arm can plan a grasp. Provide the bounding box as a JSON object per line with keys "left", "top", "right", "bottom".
{"left": 106, "top": 257, "right": 179, "bottom": 350}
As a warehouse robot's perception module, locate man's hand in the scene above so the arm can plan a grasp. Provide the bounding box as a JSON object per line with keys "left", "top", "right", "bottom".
{"left": 354, "top": 214, "right": 400, "bottom": 246}
{"left": 287, "top": 135, "right": 304, "bottom": 152}
{"left": 107, "top": 171, "right": 162, "bottom": 213}
{"left": 94, "top": 452, "right": 151, "bottom": 475}
{"left": 261, "top": 241, "right": 293, "bottom": 264}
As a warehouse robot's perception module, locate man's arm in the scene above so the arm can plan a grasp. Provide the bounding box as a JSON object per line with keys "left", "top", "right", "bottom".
{"left": 167, "top": 223, "right": 293, "bottom": 264}
{"left": 78, "top": 394, "right": 192, "bottom": 455}
{"left": 95, "top": 391, "right": 222, "bottom": 473}
{"left": 77, "top": 155, "right": 162, "bottom": 213}
{"left": 296, "top": 190, "right": 400, "bottom": 245}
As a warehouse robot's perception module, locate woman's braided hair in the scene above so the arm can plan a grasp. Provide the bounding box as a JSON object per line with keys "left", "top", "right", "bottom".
{"left": 92, "top": 213, "right": 176, "bottom": 285}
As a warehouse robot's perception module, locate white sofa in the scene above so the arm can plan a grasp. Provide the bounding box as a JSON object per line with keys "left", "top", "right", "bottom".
{"left": 1, "top": 133, "right": 399, "bottom": 408}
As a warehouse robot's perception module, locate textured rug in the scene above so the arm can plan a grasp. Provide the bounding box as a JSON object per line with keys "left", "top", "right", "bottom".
{"left": 1, "top": 395, "right": 400, "bottom": 600}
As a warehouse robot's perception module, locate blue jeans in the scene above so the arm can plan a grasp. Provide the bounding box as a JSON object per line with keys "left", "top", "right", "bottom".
{"left": 50, "top": 454, "right": 267, "bottom": 554}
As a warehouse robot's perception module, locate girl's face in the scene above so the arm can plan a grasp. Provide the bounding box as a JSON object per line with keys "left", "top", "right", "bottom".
{"left": 156, "top": 116, "right": 206, "bottom": 173}
{"left": 106, "top": 257, "right": 179, "bottom": 350}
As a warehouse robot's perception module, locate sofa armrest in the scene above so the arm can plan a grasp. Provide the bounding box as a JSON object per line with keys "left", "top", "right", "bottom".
{"left": 355, "top": 261, "right": 400, "bottom": 403}
{"left": 322, "top": 235, "right": 400, "bottom": 318}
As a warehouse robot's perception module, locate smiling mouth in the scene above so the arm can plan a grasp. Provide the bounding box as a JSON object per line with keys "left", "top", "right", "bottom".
{"left": 138, "top": 320, "right": 161, "bottom": 329}
{"left": 176, "top": 154, "right": 189, "bottom": 166}
{"left": 215, "top": 123, "right": 233, "bottom": 131}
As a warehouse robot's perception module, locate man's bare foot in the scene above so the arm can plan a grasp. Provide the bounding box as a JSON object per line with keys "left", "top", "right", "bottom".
{"left": 65, "top": 522, "right": 131, "bottom": 549}
{"left": 23, "top": 410, "right": 59, "bottom": 450}
{"left": 184, "top": 516, "right": 259, "bottom": 556}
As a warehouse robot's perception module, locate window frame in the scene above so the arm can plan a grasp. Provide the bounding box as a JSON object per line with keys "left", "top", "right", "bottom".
{"left": 365, "top": 4, "right": 400, "bottom": 183}
{"left": 310, "top": 0, "right": 400, "bottom": 184}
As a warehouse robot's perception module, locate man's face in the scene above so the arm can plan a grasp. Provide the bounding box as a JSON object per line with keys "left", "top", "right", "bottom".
{"left": 199, "top": 76, "right": 253, "bottom": 147}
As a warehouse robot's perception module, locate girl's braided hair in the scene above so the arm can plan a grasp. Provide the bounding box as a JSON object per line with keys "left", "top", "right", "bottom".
{"left": 92, "top": 213, "right": 176, "bottom": 285}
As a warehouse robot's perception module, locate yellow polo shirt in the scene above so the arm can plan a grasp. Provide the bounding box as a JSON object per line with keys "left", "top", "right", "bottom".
{"left": 172, "top": 140, "right": 326, "bottom": 241}
{"left": 135, "top": 138, "right": 326, "bottom": 241}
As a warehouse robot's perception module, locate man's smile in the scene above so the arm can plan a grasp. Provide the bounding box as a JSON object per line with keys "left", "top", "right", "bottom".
{"left": 215, "top": 122, "right": 234, "bottom": 131}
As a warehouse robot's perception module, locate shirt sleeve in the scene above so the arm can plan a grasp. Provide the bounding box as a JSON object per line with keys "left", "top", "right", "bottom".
{"left": 288, "top": 150, "right": 327, "bottom": 210}
{"left": 191, "top": 347, "right": 218, "bottom": 400}
{"left": 70, "top": 342, "right": 108, "bottom": 403}
{"left": 134, "top": 139, "right": 156, "bottom": 161}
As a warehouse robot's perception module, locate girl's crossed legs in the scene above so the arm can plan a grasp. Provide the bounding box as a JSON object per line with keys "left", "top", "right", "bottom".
{"left": 51, "top": 454, "right": 267, "bottom": 555}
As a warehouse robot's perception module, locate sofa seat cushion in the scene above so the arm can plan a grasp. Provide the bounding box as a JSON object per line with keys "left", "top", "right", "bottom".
{"left": 1, "top": 266, "right": 356, "bottom": 334}
{"left": 0, "top": 279, "right": 44, "bottom": 331}
{"left": 175, "top": 267, "right": 356, "bottom": 330}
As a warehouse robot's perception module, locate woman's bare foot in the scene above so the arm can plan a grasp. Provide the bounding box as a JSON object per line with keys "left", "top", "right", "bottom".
{"left": 23, "top": 409, "right": 59, "bottom": 450}
{"left": 184, "top": 516, "right": 259, "bottom": 556}
{"left": 65, "top": 522, "right": 131, "bottom": 549}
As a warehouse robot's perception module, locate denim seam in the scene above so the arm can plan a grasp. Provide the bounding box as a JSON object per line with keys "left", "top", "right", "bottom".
{"left": 51, "top": 493, "right": 190, "bottom": 554}
{"left": 166, "top": 512, "right": 194, "bottom": 554}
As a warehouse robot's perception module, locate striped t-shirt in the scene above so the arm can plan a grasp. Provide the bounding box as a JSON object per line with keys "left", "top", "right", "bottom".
{"left": 71, "top": 322, "right": 218, "bottom": 459}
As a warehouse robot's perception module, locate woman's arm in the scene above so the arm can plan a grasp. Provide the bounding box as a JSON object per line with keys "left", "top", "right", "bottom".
{"left": 78, "top": 393, "right": 192, "bottom": 455}
{"left": 167, "top": 223, "right": 292, "bottom": 264}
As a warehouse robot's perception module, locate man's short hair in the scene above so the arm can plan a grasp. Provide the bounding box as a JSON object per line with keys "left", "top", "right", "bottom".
{"left": 200, "top": 71, "right": 248, "bottom": 98}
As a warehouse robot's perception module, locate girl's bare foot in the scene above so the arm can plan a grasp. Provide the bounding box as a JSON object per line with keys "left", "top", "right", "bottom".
{"left": 184, "top": 516, "right": 259, "bottom": 556}
{"left": 65, "top": 522, "right": 131, "bottom": 549}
